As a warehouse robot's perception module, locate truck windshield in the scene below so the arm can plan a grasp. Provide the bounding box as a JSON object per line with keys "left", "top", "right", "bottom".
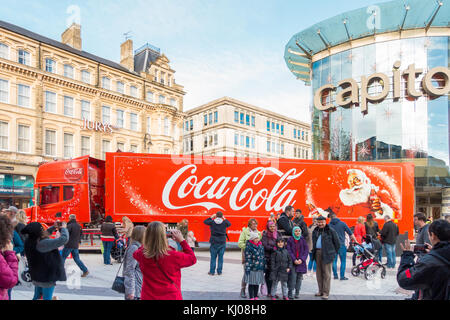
{"left": 40, "top": 186, "right": 60, "bottom": 205}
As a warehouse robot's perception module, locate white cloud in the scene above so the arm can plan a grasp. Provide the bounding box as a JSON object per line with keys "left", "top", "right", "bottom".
{"left": 173, "top": 47, "right": 311, "bottom": 123}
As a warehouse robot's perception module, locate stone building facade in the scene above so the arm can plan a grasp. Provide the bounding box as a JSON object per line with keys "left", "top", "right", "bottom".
{"left": 0, "top": 20, "right": 185, "bottom": 208}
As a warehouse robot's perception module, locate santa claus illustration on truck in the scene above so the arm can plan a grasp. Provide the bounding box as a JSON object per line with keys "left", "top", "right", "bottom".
{"left": 307, "top": 168, "right": 399, "bottom": 219}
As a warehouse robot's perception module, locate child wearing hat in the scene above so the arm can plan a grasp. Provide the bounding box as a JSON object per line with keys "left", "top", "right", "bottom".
{"left": 270, "top": 238, "right": 293, "bottom": 300}
{"left": 243, "top": 231, "right": 265, "bottom": 300}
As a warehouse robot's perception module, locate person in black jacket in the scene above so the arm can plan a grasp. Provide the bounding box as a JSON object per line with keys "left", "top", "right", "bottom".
{"left": 397, "top": 219, "right": 450, "bottom": 300}
{"left": 21, "top": 222, "right": 68, "bottom": 300}
{"left": 61, "top": 214, "right": 89, "bottom": 277}
{"left": 203, "top": 211, "right": 231, "bottom": 276}
{"left": 292, "top": 209, "right": 309, "bottom": 241}
{"left": 380, "top": 215, "right": 399, "bottom": 269}
{"left": 311, "top": 216, "right": 340, "bottom": 300}
{"left": 277, "top": 206, "right": 294, "bottom": 241}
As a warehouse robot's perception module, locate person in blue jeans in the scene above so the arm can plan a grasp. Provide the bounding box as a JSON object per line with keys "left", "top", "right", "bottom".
{"left": 61, "top": 214, "right": 89, "bottom": 277}
{"left": 100, "top": 216, "right": 119, "bottom": 265}
{"left": 328, "top": 211, "right": 357, "bottom": 280}
{"left": 203, "top": 212, "right": 231, "bottom": 275}
{"left": 380, "top": 215, "right": 399, "bottom": 269}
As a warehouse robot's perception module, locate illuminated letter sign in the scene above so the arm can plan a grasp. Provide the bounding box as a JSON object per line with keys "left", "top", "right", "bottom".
{"left": 313, "top": 61, "right": 450, "bottom": 114}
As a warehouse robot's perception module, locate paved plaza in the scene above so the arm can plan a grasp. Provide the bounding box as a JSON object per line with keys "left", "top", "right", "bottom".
{"left": 10, "top": 244, "right": 413, "bottom": 300}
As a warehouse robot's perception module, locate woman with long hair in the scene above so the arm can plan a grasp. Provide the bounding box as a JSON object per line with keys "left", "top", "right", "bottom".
{"left": 0, "top": 215, "right": 18, "bottom": 300}
{"left": 122, "top": 216, "right": 134, "bottom": 245}
{"left": 365, "top": 214, "right": 382, "bottom": 262}
{"left": 14, "top": 210, "right": 28, "bottom": 243}
{"left": 123, "top": 225, "right": 145, "bottom": 300}
{"left": 21, "top": 221, "right": 68, "bottom": 300}
{"left": 133, "top": 221, "right": 196, "bottom": 300}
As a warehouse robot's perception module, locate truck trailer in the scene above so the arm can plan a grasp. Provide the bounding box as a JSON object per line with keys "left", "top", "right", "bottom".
{"left": 25, "top": 153, "right": 415, "bottom": 242}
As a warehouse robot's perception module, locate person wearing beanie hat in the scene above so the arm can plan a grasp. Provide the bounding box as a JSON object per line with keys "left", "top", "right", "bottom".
{"left": 287, "top": 226, "right": 309, "bottom": 299}
{"left": 243, "top": 229, "right": 265, "bottom": 300}
{"left": 22, "top": 221, "right": 69, "bottom": 300}
{"left": 311, "top": 216, "right": 340, "bottom": 300}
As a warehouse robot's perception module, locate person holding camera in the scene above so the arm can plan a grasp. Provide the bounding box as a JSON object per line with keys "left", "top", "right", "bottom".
{"left": 397, "top": 219, "right": 450, "bottom": 300}
{"left": 203, "top": 211, "right": 231, "bottom": 276}
{"left": 133, "top": 222, "right": 197, "bottom": 300}
{"left": 21, "top": 221, "right": 69, "bottom": 300}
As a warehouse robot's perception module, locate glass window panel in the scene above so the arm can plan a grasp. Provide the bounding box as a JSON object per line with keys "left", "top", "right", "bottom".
{"left": 0, "top": 79, "right": 9, "bottom": 103}
{"left": 64, "top": 64, "right": 74, "bottom": 78}
{"left": 45, "top": 91, "right": 56, "bottom": 113}
{"left": 102, "top": 106, "right": 110, "bottom": 123}
{"left": 64, "top": 133, "right": 74, "bottom": 158}
{"left": 17, "top": 124, "right": 30, "bottom": 153}
{"left": 45, "top": 130, "right": 56, "bottom": 156}
{"left": 0, "top": 121, "right": 8, "bottom": 150}
{"left": 17, "top": 84, "right": 30, "bottom": 107}
{"left": 64, "top": 96, "right": 74, "bottom": 117}
{"left": 81, "top": 136, "right": 90, "bottom": 155}
{"left": 81, "top": 100, "right": 90, "bottom": 120}
{"left": 117, "top": 110, "right": 124, "bottom": 128}
{"left": 81, "top": 70, "right": 90, "bottom": 84}
{"left": 63, "top": 186, "right": 74, "bottom": 201}
{"left": 0, "top": 43, "right": 8, "bottom": 59}
{"left": 116, "top": 81, "right": 124, "bottom": 94}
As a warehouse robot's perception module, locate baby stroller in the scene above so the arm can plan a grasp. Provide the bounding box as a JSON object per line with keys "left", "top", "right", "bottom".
{"left": 351, "top": 235, "right": 386, "bottom": 280}
{"left": 110, "top": 236, "right": 127, "bottom": 263}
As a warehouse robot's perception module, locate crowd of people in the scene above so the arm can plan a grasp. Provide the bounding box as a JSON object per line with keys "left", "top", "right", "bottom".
{"left": 0, "top": 204, "right": 449, "bottom": 301}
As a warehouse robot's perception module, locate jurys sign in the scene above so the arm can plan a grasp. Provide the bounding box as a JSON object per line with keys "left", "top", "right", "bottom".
{"left": 314, "top": 61, "right": 450, "bottom": 114}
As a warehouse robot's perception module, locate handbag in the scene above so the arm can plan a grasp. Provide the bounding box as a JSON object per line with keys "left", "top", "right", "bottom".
{"left": 111, "top": 248, "right": 126, "bottom": 294}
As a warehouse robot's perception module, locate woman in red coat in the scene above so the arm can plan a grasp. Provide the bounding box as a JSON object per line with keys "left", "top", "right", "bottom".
{"left": 352, "top": 216, "right": 366, "bottom": 266}
{"left": 0, "top": 215, "right": 18, "bottom": 300}
{"left": 133, "top": 222, "right": 197, "bottom": 300}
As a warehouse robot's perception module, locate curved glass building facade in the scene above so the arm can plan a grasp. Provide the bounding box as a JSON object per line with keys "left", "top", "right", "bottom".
{"left": 285, "top": 0, "right": 450, "bottom": 219}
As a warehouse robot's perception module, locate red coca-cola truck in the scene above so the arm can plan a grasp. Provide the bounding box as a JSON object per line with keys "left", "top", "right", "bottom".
{"left": 25, "top": 153, "right": 415, "bottom": 242}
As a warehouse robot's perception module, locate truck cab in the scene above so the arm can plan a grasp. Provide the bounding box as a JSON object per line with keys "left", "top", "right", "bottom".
{"left": 26, "top": 156, "right": 105, "bottom": 226}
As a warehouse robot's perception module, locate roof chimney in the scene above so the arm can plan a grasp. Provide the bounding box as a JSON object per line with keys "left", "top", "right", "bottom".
{"left": 120, "top": 39, "right": 134, "bottom": 71}
{"left": 61, "top": 23, "right": 82, "bottom": 50}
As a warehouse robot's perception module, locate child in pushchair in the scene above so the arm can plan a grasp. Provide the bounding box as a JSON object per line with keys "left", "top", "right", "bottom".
{"left": 110, "top": 235, "right": 127, "bottom": 263}
{"left": 351, "top": 235, "right": 386, "bottom": 280}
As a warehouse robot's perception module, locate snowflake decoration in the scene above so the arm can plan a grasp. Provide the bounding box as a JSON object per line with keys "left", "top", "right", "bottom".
{"left": 383, "top": 107, "right": 394, "bottom": 121}
{"left": 358, "top": 142, "right": 371, "bottom": 158}
{"left": 346, "top": 52, "right": 353, "bottom": 62}
{"left": 327, "top": 74, "right": 333, "bottom": 83}
{"left": 408, "top": 141, "right": 424, "bottom": 158}
{"left": 371, "top": 63, "right": 377, "bottom": 72}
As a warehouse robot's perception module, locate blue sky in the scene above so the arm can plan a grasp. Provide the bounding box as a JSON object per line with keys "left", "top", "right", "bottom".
{"left": 1, "top": 0, "right": 391, "bottom": 122}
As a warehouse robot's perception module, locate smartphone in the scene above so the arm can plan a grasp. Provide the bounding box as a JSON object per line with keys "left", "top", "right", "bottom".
{"left": 413, "top": 244, "right": 427, "bottom": 253}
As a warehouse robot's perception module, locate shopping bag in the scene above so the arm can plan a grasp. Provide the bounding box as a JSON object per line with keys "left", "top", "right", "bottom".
{"left": 260, "top": 281, "right": 267, "bottom": 296}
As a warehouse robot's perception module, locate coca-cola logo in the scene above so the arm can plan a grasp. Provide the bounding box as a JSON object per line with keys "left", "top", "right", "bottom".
{"left": 64, "top": 167, "right": 84, "bottom": 181}
{"left": 162, "top": 165, "right": 305, "bottom": 212}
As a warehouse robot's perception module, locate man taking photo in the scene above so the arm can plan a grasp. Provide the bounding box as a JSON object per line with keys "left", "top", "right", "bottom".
{"left": 397, "top": 219, "right": 450, "bottom": 300}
